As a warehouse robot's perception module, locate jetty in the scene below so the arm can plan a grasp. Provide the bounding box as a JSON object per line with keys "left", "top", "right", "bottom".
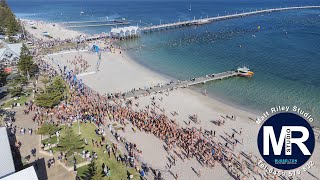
{"left": 64, "top": 19, "right": 130, "bottom": 28}
{"left": 63, "top": 20, "right": 126, "bottom": 24}
{"left": 66, "top": 22, "right": 130, "bottom": 28}
{"left": 124, "top": 71, "right": 239, "bottom": 99}
{"left": 141, "top": 6, "right": 320, "bottom": 32}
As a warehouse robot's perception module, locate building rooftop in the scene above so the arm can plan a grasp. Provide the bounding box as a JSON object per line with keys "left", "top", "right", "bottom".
{"left": 0, "top": 127, "right": 16, "bottom": 179}
{"left": 2, "top": 166, "right": 38, "bottom": 180}
{"left": 6, "top": 43, "right": 22, "bottom": 57}
{"left": 0, "top": 48, "right": 6, "bottom": 58}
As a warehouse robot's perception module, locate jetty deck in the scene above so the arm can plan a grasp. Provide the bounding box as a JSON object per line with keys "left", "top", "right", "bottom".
{"left": 141, "top": 6, "right": 320, "bottom": 32}
{"left": 63, "top": 20, "right": 125, "bottom": 24}
{"left": 124, "top": 71, "right": 239, "bottom": 99}
{"left": 64, "top": 19, "right": 129, "bottom": 28}
{"left": 66, "top": 22, "right": 130, "bottom": 28}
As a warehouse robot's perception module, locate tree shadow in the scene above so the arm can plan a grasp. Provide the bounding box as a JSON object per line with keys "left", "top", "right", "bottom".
{"left": 0, "top": 91, "right": 9, "bottom": 101}
{"left": 81, "top": 161, "right": 100, "bottom": 180}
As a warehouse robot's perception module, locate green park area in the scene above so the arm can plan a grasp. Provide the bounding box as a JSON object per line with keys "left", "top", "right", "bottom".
{"left": 38, "top": 122, "right": 140, "bottom": 180}
{"left": 1, "top": 95, "right": 30, "bottom": 108}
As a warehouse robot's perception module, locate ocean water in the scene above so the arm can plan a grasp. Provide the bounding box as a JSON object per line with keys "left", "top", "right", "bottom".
{"left": 8, "top": 0, "right": 320, "bottom": 125}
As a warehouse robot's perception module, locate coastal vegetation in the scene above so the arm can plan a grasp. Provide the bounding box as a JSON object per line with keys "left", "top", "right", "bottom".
{"left": 74, "top": 123, "right": 140, "bottom": 180}
{"left": 36, "top": 123, "right": 60, "bottom": 138}
{"left": 57, "top": 127, "right": 85, "bottom": 156}
{"left": 82, "top": 160, "right": 104, "bottom": 180}
{"left": 0, "top": 0, "right": 21, "bottom": 38}
{"left": 17, "top": 44, "right": 38, "bottom": 77}
{"left": 0, "top": 67, "right": 8, "bottom": 86}
{"left": 35, "top": 76, "right": 67, "bottom": 108}
{"left": 37, "top": 122, "right": 140, "bottom": 179}
{"left": 7, "top": 44, "right": 37, "bottom": 98}
{"left": 0, "top": 95, "right": 29, "bottom": 108}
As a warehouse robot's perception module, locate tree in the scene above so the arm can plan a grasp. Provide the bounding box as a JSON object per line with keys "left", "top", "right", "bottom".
{"left": 6, "top": 13, "right": 18, "bottom": 36}
{"left": 57, "top": 128, "right": 84, "bottom": 156}
{"left": 0, "top": 0, "right": 8, "bottom": 8}
{"left": 20, "top": 43, "right": 30, "bottom": 57}
{"left": 9, "top": 74, "right": 27, "bottom": 86}
{"left": 0, "top": 2, "right": 20, "bottom": 38}
{"left": 47, "top": 76, "right": 66, "bottom": 92}
{"left": 35, "top": 76, "right": 66, "bottom": 108}
{"left": 82, "top": 160, "right": 103, "bottom": 180}
{"left": 36, "top": 123, "right": 60, "bottom": 138}
{"left": 35, "top": 90, "right": 64, "bottom": 108}
{"left": 0, "top": 26, "right": 4, "bottom": 35}
{"left": 7, "top": 74, "right": 27, "bottom": 97}
{"left": 0, "top": 67, "right": 8, "bottom": 85}
{"left": 91, "top": 164, "right": 104, "bottom": 180}
{"left": 18, "top": 44, "right": 38, "bottom": 76}
{"left": 41, "top": 77, "right": 50, "bottom": 86}
{"left": 8, "top": 86, "right": 23, "bottom": 97}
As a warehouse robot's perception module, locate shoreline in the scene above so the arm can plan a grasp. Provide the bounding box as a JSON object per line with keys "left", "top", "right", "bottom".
{"left": 20, "top": 19, "right": 85, "bottom": 40}
{"left": 26, "top": 19, "right": 320, "bottom": 179}
{"left": 124, "top": 51, "right": 320, "bottom": 128}
{"left": 34, "top": 17, "right": 317, "bottom": 126}
{"left": 124, "top": 50, "right": 263, "bottom": 118}
{"left": 123, "top": 51, "right": 260, "bottom": 119}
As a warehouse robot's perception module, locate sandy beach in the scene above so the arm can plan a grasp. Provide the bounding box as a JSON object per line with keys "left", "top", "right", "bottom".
{"left": 34, "top": 20, "right": 320, "bottom": 180}
{"left": 44, "top": 49, "right": 168, "bottom": 94}
{"left": 22, "top": 19, "right": 83, "bottom": 40}
{"left": 45, "top": 49, "right": 320, "bottom": 180}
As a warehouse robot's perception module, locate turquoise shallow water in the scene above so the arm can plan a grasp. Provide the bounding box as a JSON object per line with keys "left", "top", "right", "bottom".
{"left": 121, "top": 10, "right": 320, "bottom": 125}
{"left": 8, "top": 0, "right": 320, "bottom": 125}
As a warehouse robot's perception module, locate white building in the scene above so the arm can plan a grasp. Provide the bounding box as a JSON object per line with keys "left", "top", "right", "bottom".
{"left": 110, "top": 26, "right": 141, "bottom": 39}
{"left": 0, "top": 127, "right": 16, "bottom": 178}
{"left": 1, "top": 167, "right": 38, "bottom": 180}
{"left": 0, "top": 40, "right": 22, "bottom": 67}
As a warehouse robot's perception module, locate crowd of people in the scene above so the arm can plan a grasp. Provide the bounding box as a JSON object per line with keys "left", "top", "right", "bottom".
{"left": 66, "top": 55, "right": 91, "bottom": 74}
{"left": 28, "top": 54, "right": 267, "bottom": 180}
{"left": 14, "top": 25, "right": 283, "bottom": 178}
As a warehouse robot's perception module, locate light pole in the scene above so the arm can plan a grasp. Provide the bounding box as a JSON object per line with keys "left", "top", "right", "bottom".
{"left": 77, "top": 111, "right": 81, "bottom": 134}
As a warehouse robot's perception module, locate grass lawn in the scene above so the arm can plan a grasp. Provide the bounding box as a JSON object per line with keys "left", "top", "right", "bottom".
{"left": 65, "top": 154, "right": 87, "bottom": 167}
{"left": 70, "top": 123, "right": 140, "bottom": 180}
{"left": 1, "top": 95, "right": 30, "bottom": 108}
{"left": 41, "top": 135, "right": 58, "bottom": 145}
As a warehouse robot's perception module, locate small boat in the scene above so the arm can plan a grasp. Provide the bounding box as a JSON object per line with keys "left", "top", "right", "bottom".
{"left": 80, "top": 11, "right": 85, "bottom": 15}
{"left": 189, "top": 3, "right": 192, "bottom": 11}
{"left": 237, "top": 66, "right": 254, "bottom": 77}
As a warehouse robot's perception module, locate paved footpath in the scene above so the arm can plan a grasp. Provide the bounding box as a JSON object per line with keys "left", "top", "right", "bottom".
{"left": 7, "top": 106, "right": 75, "bottom": 180}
